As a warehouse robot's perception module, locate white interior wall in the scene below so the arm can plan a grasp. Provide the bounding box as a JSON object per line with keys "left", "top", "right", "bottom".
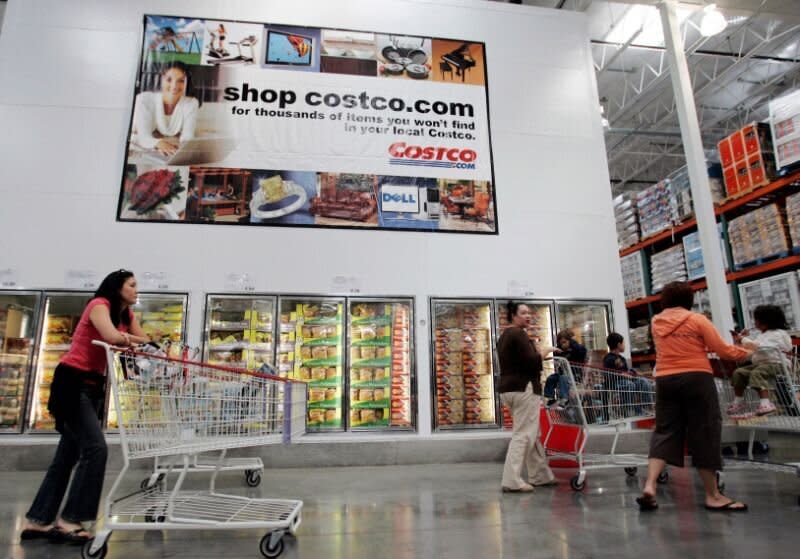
{"left": 0, "top": 0, "right": 627, "bottom": 437}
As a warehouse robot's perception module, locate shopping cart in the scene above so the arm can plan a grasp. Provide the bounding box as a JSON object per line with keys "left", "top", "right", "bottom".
{"left": 84, "top": 342, "right": 307, "bottom": 559}
{"left": 715, "top": 346, "right": 800, "bottom": 504}
{"left": 132, "top": 343, "right": 267, "bottom": 489}
{"left": 543, "top": 356, "right": 659, "bottom": 491}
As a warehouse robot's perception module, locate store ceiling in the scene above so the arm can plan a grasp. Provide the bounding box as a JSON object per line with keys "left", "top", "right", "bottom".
{"left": 492, "top": 0, "right": 800, "bottom": 195}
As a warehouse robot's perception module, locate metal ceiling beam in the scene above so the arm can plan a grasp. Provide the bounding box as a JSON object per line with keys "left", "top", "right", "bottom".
{"left": 592, "top": 39, "right": 800, "bottom": 64}
{"left": 609, "top": 24, "right": 799, "bottom": 179}
{"left": 613, "top": 62, "right": 800, "bottom": 186}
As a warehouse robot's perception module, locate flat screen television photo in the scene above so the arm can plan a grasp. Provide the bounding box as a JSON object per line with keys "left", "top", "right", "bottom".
{"left": 266, "top": 30, "right": 313, "bottom": 65}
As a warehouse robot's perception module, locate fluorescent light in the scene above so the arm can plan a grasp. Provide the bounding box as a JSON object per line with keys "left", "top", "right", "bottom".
{"left": 700, "top": 4, "right": 727, "bottom": 37}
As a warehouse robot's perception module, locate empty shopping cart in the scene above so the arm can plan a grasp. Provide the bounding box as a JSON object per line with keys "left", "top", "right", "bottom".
{"left": 83, "top": 342, "right": 307, "bottom": 559}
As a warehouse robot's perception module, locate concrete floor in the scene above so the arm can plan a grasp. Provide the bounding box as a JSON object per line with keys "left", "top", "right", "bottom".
{"left": 1, "top": 462, "right": 798, "bottom": 559}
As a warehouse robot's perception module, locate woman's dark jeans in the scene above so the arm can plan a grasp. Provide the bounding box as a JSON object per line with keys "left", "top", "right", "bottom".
{"left": 26, "top": 387, "right": 107, "bottom": 524}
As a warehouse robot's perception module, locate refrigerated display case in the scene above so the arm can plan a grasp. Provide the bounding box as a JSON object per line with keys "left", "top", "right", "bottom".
{"left": 494, "top": 299, "right": 555, "bottom": 428}
{"left": 107, "top": 292, "right": 190, "bottom": 429}
{"left": 0, "top": 291, "right": 41, "bottom": 433}
{"left": 279, "top": 297, "right": 345, "bottom": 432}
{"left": 28, "top": 291, "right": 93, "bottom": 432}
{"left": 431, "top": 299, "right": 497, "bottom": 430}
{"left": 204, "top": 295, "right": 275, "bottom": 370}
{"left": 555, "top": 301, "right": 613, "bottom": 366}
{"left": 738, "top": 272, "right": 800, "bottom": 335}
{"left": 348, "top": 298, "right": 414, "bottom": 431}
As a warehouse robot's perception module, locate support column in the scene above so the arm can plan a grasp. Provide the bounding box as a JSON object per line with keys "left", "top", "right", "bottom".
{"left": 659, "top": 0, "right": 734, "bottom": 338}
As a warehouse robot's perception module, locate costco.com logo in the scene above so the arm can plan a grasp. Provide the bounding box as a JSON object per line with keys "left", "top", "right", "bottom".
{"left": 388, "top": 142, "right": 477, "bottom": 169}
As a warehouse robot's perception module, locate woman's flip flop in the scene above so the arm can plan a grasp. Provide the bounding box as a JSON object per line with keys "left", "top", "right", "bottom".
{"left": 705, "top": 500, "right": 748, "bottom": 512}
{"left": 636, "top": 493, "right": 659, "bottom": 511}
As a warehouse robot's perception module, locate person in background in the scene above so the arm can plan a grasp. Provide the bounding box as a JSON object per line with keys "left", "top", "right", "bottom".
{"left": 183, "top": 183, "right": 200, "bottom": 221}
{"left": 727, "top": 305, "right": 793, "bottom": 417}
{"left": 544, "top": 329, "right": 588, "bottom": 407}
{"left": 602, "top": 332, "right": 653, "bottom": 417}
{"left": 497, "top": 302, "right": 557, "bottom": 493}
{"left": 637, "top": 281, "right": 752, "bottom": 513}
{"left": 131, "top": 61, "right": 199, "bottom": 157}
{"left": 21, "top": 270, "right": 150, "bottom": 544}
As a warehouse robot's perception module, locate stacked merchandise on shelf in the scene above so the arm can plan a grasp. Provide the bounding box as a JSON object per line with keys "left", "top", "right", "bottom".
{"left": 682, "top": 227, "right": 728, "bottom": 281}
{"left": 769, "top": 89, "right": 800, "bottom": 172}
{"left": 628, "top": 324, "right": 651, "bottom": 354}
{"left": 207, "top": 303, "right": 272, "bottom": 370}
{"left": 0, "top": 303, "right": 33, "bottom": 431}
{"left": 635, "top": 178, "right": 694, "bottom": 239}
{"left": 636, "top": 180, "right": 674, "bottom": 239}
{"left": 280, "top": 301, "right": 343, "bottom": 431}
{"left": 348, "top": 302, "right": 411, "bottom": 430}
{"left": 620, "top": 251, "right": 647, "bottom": 302}
{"left": 665, "top": 165, "right": 695, "bottom": 222}
{"left": 650, "top": 244, "right": 687, "bottom": 293}
{"left": 787, "top": 192, "right": 800, "bottom": 250}
{"left": 433, "top": 303, "right": 495, "bottom": 428}
{"left": 613, "top": 193, "right": 640, "bottom": 250}
{"left": 718, "top": 122, "right": 775, "bottom": 198}
{"left": 739, "top": 272, "right": 800, "bottom": 334}
{"left": 727, "top": 203, "right": 789, "bottom": 269}
{"left": 136, "top": 303, "right": 184, "bottom": 343}
{"left": 389, "top": 304, "right": 412, "bottom": 428}
{"left": 33, "top": 314, "right": 76, "bottom": 430}
{"left": 495, "top": 301, "right": 553, "bottom": 428}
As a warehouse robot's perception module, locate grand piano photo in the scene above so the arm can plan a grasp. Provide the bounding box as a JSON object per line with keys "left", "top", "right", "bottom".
{"left": 440, "top": 42, "right": 476, "bottom": 82}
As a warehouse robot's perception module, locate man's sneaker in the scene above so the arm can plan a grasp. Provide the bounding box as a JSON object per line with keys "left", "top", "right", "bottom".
{"left": 755, "top": 401, "right": 777, "bottom": 416}
{"left": 726, "top": 401, "right": 747, "bottom": 415}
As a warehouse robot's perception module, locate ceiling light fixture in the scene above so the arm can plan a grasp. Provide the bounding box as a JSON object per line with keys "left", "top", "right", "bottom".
{"left": 700, "top": 4, "right": 727, "bottom": 37}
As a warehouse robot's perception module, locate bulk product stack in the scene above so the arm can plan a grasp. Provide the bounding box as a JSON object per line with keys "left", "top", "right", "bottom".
{"left": 726, "top": 203, "right": 790, "bottom": 269}
{"left": 786, "top": 191, "right": 800, "bottom": 251}
{"left": 718, "top": 122, "right": 776, "bottom": 199}
{"left": 769, "top": 89, "right": 800, "bottom": 172}
{"left": 628, "top": 324, "right": 652, "bottom": 354}
{"left": 635, "top": 178, "right": 694, "bottom": 239}
{"left": 613, "top": 193, "right": 640, "bottom": 250}
{"left": 649, "top": 244, "right": 688, "bottom": 293}
{"left": 620, "top": 251, "right": 647, "bottom": 302}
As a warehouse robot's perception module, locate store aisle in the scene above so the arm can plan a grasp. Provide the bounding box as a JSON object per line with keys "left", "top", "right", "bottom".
{"left": 1, "top": 462, "right": 798, "bottom": 558}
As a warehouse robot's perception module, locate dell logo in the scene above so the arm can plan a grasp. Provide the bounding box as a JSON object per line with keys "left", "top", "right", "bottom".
{"left": 383, "top": 193, "right": 417, "bottom": 203}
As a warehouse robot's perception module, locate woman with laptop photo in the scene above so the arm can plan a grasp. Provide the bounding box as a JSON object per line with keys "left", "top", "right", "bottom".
{"left": 131, "top": 61, "right": 199, "bottom": 157}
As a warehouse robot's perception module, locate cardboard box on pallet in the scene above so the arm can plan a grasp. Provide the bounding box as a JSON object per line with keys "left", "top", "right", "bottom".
{"left": 718, "top": 122, "right": 775, "bottom": 198}
{"left": 769, "top": 89, "right": 800, "bottom": 171}
{"left": 727, "top": 203, "right": 789, "bottom": 268}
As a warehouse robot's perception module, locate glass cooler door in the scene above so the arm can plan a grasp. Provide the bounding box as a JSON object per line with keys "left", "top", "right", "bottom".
{"left": 494, "top": 299, "right": 555, "bottom": 428}
{"left": 278, "top": 297, "right": 345, "bottom": 432}
{"left": 106, "top": 292, "right": 190, "bottom": 430}
{"left": 555, "top": 301, "right": 613, "bottom": 366}
{"left": 431, "top": 299, "right": 496, "bottom": 430}
{"left": 204, "top": 295, "right": 276, "bottom": 370}
{"left": 28, "top": 291, "right": 93, "bottom": 432}
{"left": 0, "top": 291, "right": 41, "bottom": 433}
{"left": 347, "top": 298, "right": 414, "bottom": 431}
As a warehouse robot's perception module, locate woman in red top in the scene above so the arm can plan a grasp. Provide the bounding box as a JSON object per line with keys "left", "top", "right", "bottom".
{"left": 21, "top": 270, "right": 150, "bottom": 544}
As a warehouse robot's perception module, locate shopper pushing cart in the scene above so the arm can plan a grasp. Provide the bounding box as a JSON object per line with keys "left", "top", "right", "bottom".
{"left": 82, "top": 341, "right": 307, "bottom": 559}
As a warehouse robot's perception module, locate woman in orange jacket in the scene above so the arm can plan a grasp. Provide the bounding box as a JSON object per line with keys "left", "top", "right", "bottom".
{"left": 637, "top": 281, "right": 752, "bottom": 512}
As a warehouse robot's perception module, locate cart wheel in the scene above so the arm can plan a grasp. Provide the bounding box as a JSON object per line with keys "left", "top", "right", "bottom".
{"left": 145, "top": 507, "right": 166, "bottom": 523}
{"left": 624, "top": 467, "right": 638, "bottom": 477}
{"left": 570, "top": 475, "right": 585, "bottom": 491}
{"left": 657, "top": 471, "right": 669, "bottom": 484}
{"left": 82, "top": 539, "right": 108, "bottom": 559}
{"left": 260, "top": 533, "right": 284, "bottom": 558}
{"left": 246, "top": 469, "right": 262, "bottom": 487}
{"left": 716, "top": 472, "right": 725, "bottom": 491}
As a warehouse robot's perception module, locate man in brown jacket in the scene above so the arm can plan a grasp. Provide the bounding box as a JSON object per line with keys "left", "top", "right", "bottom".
{"left": 497, "top": 302, "right": 557, "bottom": 492}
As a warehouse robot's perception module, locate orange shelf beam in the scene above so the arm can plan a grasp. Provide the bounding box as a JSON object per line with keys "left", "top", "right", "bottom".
{"left": 726, "top": 254, "right": 800, "bottom": 283}
{"left": 631, "top": 354, "right": 655, "bottom": 364}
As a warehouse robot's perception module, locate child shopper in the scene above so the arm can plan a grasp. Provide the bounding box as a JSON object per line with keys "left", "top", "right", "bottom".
{"left": 727, "top": 305, "right": 793, "bottom": 417}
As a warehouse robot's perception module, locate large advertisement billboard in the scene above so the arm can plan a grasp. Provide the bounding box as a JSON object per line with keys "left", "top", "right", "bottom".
{"left": 118, "top": 16, "right": 497, "bottom": 234}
